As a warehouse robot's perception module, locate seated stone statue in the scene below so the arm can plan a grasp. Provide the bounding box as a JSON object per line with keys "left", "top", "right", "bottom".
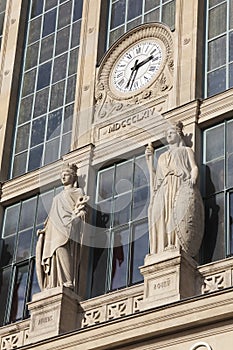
{"left": 36, "top": 163, "right": 89, "bottom": 291}
{"left": 145, "top": 122, "right": 204, "bottom": 257}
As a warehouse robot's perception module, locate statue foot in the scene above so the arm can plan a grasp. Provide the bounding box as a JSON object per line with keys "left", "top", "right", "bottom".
{"left": 63, "top": 282, "right": 74, "bottom": 289}
{"left": 164, "top": 244, "right": 176, "bottom": 251}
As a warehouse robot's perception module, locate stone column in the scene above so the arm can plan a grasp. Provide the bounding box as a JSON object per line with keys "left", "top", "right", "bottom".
{"left": 27, "top": 286, "right": 80, "bottom": 343}
{"left": 140, "top": 248, "right": 202, "bottom": 310}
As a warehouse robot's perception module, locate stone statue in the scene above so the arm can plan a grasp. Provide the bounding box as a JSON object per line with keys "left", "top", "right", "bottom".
{"left": 145, "top": 122, "right": 204, "bottom": 257}
{"left": 36, "top": 163, "right": 89, "bottom": 291}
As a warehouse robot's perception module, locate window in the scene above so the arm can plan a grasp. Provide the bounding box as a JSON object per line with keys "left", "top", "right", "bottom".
{"left": 202, "top": 119, "right": 233, "bottom": 263}
{"left": 91, "top": 154, "right": 150, "bottom": 297}
{"left": 0, "top": 188, "right": 61, "bottom": 325}
{"left": 106, "top": 0, "right": 176, "bottom": 48}
{"left": 10, "top": 0, "right": 83, "bottom": 178}
{"left": 0, "top": 0, "right": 7, "bottom": 51}
{"left": 205, "top": 0, "right": 233, "bottom": 97}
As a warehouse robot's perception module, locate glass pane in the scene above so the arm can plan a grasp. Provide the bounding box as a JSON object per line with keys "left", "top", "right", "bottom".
{"left": 111, "top": 228, "right": 129, "bottom": 290}
{"left": 45, "top": 0, "right": 58, "bottom": 10}
{"left": 0, "top": 13, "right": 4, "bottom": 34}
{"left": 230, "top": 193, "right": 233, "bottom": 254}
{"left": 36, "top": 191, "right": 54, "bottom": 224}
{"left": 229, "top": 31, "right": 233, "bottom": 62}
{"left": 71, "top": 20, "right": 81, "bottom": 47}
{"left": 61, "top": 132, "right": 71, "bottom": 156}
{"left": 52, "top": 53, "right": 68, "bottom": 82}
{"left": 205, "top": 124, "right": 224, "bottom": 162}
{"left": 33, "top": 88, "right": 49, "bottom": 118}
{"left": 12, "top": 152, "right": 27, "bottom": 177}
{"left": 208, "top": 3, "right": 227, "bottom": 39}
{"left": 208, "top": 36, "right": 226, "bottom": 70}
{"left": 31, "top": 116, "right": 46, "bottom": 147}
{"left": 58, "top": 0, "right": 72, "bottom": 29}
{"left": 230, "top": 62, "right": 233, "bottom": 88}
{"left": 230, "top": 0, "right": 233, "bottom": 29}
{"left": 55, "top": 26, "right": 70, "bottom": 55}
{"left": 28, "top": 17, "right": 42, "bottom": 45}
{"left": 37, "top": 61, "right": 52, "bottom": 90}
{"left": 1, "top": 236, "right": 16, "bottom": 266}
{"left": 127, "top": 17, "right": 142, "bottom": 31}
{"left": 127, "top": 0, "right": 142, "bottom": 21}
{"left": 63, "top": 104, "right": 73, "bottom": 133}
{"left": 91, "top": 245, "right": 109, "bottom": 297}
{"left": 66, "top": 75, "right": 76, "bottom": 103}
{"left": 73, "top": 0, "right": 83, "bottom": 21}
{"left": 28, "top": 264, "right": 40, "bottom": 302}
{"left": 44, "top": 137, "right": 60, "bottom": 164}
{"left": 15, "top": 124, "right": 30, "bottom": 153}
{"left": 162, "top": 0, "right": 176, "bottom": 29}
{"left": 0, "top": 267, "right": 11, "bottom": 326}
{"left": 0, "top": 0, "right": 7, "bottom": 13}
{"left": 207, "top": 67, "right": 226, "bottom": 96}
{"left": 131, "top": 222, "right": 149, "bottom": 284}
{"left": 25, "top": 42, "right": 39, "bottom": 70}
{"left": 203, "top": 193, "right": 225, "bottom": 262}
{"left": 227, "top": 153, "right": 233, "bottom": 187}
{"left": 16, "top": 229, "right": 33, "bottom": 261}
{"left": 132, "top": 186, "right": 149, "bottom": 220}
{"left": 227, "top": 120, "right": 233, "bottom": 187}
{"left": 96, "top": 200, "right": 112, "bottom": 229}
{"left": 110, "top": 0, "right": 126, "bottom": 29}
{"left": 145, "top": 0, "right": 160, "bottom": 12}
{"left": 205, "top": 159, "right": 224, "bottom": 196}
{"left": 42, "top": 8, "right": 57, "bottom": 37}
{"left": 46, "top": 109, "right": 62, "bottom": 140}
{"left": 10, "top": 265, "right": 29, "bottom": 322}
{"left": 28, "top": 145, "right": 43, "bottom": 171}
{"left": 22, "top": 69, "right": 36, "bottom": 97}
{"left": 227, "top": 120, "right": 233, "bottom": 153}
{"left": 134, "top": 156, "right": 149, "bottom": 188}
{"left": 113, "top": 193, "right": 131, "bottom": 226}
{"left": 2, "top": 204, "right": 20, "bottom": 237}
{"left": 115, "top": 161, "right": 133, "bottom": 195}
{"left": 40, "top": 34, "right": 54, "bottom": 63}
{"left": 68, "top": 48, "right": 79, "bottom": 75}
{"left": 50, "top": 80, "right": 65, "bottom": 110}
{"left": 144, "top": 8, "right": 160, "bottom": 23}
{"left": 209, "top": 0, "right": 224, "bottom": 7}
{"left": 19, "top": 198, "right": 37, "bottom": 230}
{"left": 108, "top": 26, "right": 124, "bottom": 47}
{"left": 31, "top": 0, "right": 44, "bottom": 18}
{"left": 18, "top": 95, "right": 34, "bottom": 124}
{"left": 97, "top": 168, "right": 114, "bottom": 202}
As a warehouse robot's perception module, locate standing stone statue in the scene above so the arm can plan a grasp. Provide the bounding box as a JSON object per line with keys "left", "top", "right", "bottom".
{"left": 36, "top": 163, "right": 89, "bottom": 291}
{"left": 145, "top": 122, "right": 204, "bottom": 257}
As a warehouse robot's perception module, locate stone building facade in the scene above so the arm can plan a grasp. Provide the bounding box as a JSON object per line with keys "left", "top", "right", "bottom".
{"left": 0, "top": 0, "right": 233, "bottom": 349}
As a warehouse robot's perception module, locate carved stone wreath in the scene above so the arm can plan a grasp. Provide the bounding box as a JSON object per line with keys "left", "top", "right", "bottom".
{"left": 94, "top": 23, "right": 174, "bottom": 122}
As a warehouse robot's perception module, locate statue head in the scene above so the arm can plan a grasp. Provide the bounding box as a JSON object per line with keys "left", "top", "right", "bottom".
{"left": 166, "top": 121, "right": 185, "bottom": 146}
{"left": 61, "top": 163, "right": 79, "bottom": 187}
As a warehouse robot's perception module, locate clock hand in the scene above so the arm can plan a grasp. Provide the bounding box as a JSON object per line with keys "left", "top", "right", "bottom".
{"left": 126, "top": 59, "right": 139, "bottom": 89}
{"left": 135, "top": 55, "right": 154, "bottom": 69}
{"left": 129, "top": 68, "right": 139, "bottom": 90}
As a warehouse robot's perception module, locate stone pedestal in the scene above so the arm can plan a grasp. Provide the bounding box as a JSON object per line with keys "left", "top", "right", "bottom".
{"left": 27, "top": 286, "right": 80, "bottom": 343}
{"left": 140, "top": 247, "right": 201, "bottom": 310}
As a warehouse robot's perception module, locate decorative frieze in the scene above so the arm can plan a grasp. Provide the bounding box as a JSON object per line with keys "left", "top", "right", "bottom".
{"left": 202, "top": 274, "right": 225, "bottom": 294}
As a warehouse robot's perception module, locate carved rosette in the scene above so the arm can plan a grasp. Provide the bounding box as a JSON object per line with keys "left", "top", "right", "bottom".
{"left": 94, "top": 23, "right": 174, "bottom": 122}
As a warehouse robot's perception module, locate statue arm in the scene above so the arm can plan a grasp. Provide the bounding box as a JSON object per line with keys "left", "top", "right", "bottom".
{"left": 145, "top": 143, "right": 156, "bottom": 193}
{"left": 186, "top": 147, "right": 198, "bottom": 186}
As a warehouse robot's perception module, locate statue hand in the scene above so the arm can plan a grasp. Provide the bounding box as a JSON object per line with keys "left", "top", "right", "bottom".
{"left": 37, "top": 228, "right": 45, "bottom": 236}
{"left": 145, "top": 144, "right": 154, "bottom": 159}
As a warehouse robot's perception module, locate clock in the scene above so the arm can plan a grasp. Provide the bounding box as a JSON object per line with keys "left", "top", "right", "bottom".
{"left": 111, "top": 39, "right": 163, "bottom": 94}
{"left": 96, "top": 23, "right": 173, "bottom": 105}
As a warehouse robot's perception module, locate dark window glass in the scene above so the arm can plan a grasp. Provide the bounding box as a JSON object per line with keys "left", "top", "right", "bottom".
{"left": 44, "top": 137, "right": 60, "bottom": 164}
{"left": 97, "top": 168, "right": 114, "bottom": 202}
{"left": 73, "top": 0, "right": 83, "bottom": 21}
{"left": 18, "top": 96, "right": 34, "bottom": 124}
{"left": 145, "top": 0, "right": 160, "bottom": 12}
{"left": 31, "top": 116, "right": 46, "bottom": 147}
{"left": 0, "top": 268, "right": 11, "bottom": 326}
{"left": 52, "top": 53, "right": 68, "bottom": 82}
{"left": 66, "top": 75, "right": 76, "bottom": 103}
{"left": 36, "top": 191, "right": 54, "bottom": 224}
{"left": 61, "top": 132, "right": 71, "bottom": 155}
{"left": 15, "top": 124, "right": 30, "bottom": 154}
{"left": 28, "top": 17, "right": 42, "bottom": 45}
{"left": 109, "top": 26, "right": 125, "bottom": 47}
{"left": 131, "top": 223, "right": 149, "bottom": 284}
{"left": 208, "top": 36, "right": 226, "bottom": 71}
{"left": 162, "top": 0, "right": 176, "bottom": 29}
{"left": 230, "top": 193, "right": 233, "bottom": 254}
{"left": 132, "top": 186, "right": 149, "bottom": 220}
{"left": 2, "top": 236, "right": 16, "bottom": 266}
{"left": 127, "top": 17, "right": 142, "bottom": 31}
{"left": 111, "top": 228, "right": 129, "bottom": 290}
{"left": 31, "top": 0, "right": 44, "bottom": 18}
{"left": 207, "top": 67, "right": 226, "bottom": 96}
{"left": 144, "top": 8, "right": 160, "bottom": 23}
{"left": 229, "top": 31, "right": 233, "bottom": 62}
{"left": 25, "top": 42, "right": 39, "bottom": 70}
{"left": 22, "top": 69, "right": 36, "bottom": 97}
{"left": 127, "top": 0, "right": 142, "bottom": 21}
{"left": 208, "top": 3, "right": 227, "bottom": 39}
{"left": 40, "top": 34, "right": 54, "bottom": 63}
{"left": 205, "top": 124, "right": 224, "bottom": 162}
{"left": 115, "top": 161, "right": 133, "bottom": 195}
{"left": 0, "top": 0, "right": 7, "bottom": 13}
{"left": 2, "top": 205, "right": 20, "bottom": 237}
{"left": 10, "top": 265, "right": 29, "bottom": 322}
{"left": 33, "top": 88, "right": 49, "bottom": 118}
{"left": 0, "top": 13, "right": 5, "bottom": 34}
{"left": 110, "top": 0, "right": 126, "bottom": 29}
{"left": 113, "top": 193, "right": 132, "bottom": 226}
{"left": 58, "top": 1, "right": 72, "bottom": 29}
{"left": 16, "top": 229, "right": 33, "bottom": 261}
{"left": 63, "top": 104, "right": 74, "bottom": 133}
{"left": 68, "top": 48, "right": 79, "bottom": 75}
{"left": 28, "top": 145, "right": 43, "bottom": 171}
{"left": 37, "top": 62, "right": 52, "bottom": 90}
{"left": 12, "top": 152, "right": 28, "bottom": 178}
{"left": 50, "top": 80, "right": 65, "bottom": 110}
{"left": 45, "top": 0, "right": 57, "bottom": 11}
{"left": 71, "top": 20, "right": 81, "bottom": 47}
{"left": 55, "top": 27, "right": 70, "bottom": 55}
{"left": 19, "top": 198, "right": 37, "bottom": 231}
{"left": 42, "top": 8, "right": 57, "bottom": 37}
{"left": 46, "top": 109, "right": 62, "bottom": 140}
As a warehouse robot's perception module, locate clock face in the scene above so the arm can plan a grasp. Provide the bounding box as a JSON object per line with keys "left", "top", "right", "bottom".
{"left": 111, "top": 39, "right": 163, "bottom": 94}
